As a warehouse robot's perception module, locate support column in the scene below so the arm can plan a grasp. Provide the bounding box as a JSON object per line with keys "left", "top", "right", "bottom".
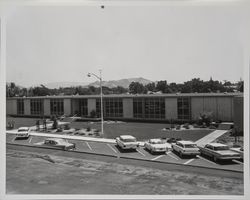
{"left": 44, "top": 99, "right": 50, "bottom": 116}
{"left": 24, "top": 99, "right": 30, "bottom": 115}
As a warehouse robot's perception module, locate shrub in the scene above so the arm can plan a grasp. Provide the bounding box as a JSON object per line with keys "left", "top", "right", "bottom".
{"left": 176, "top": 125, "right": 181, "bottom": 130}
{"left": 90, "top": 110, "right": 97, "bottom": 118}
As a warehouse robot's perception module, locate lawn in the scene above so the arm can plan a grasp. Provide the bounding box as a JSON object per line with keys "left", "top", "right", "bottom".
{"left": 6, "top": 150, "right": 243, "bottom": 195}
{"left": 6, "top": 117, "right": 212, "bottom": 141}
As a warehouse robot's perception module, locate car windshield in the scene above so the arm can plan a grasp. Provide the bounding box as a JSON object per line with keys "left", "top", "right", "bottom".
{"left": 184, "top": 144, "right": 197, "bottom": 148}
{"left": 214, "top": 146, "right": 229, "bottom": 151}
{"left": 150, "top": 140, "right": 164, "bottom": 144}
{"left": 18, "top": 129, "right": 28, "bottom": 132}
{"left": 122, "top": 138, "right": 136, "bottom": 142}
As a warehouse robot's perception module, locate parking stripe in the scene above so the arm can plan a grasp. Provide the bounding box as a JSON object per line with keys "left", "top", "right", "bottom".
{"left": 166, "top": 152, "right": 179, "bottom": 160}
{"left": 232, "top": 159, "right": 243, "bottom": 165}
{"left": 11, "top": 136, "right": 16, "bottom": 142}
{"left": 184, "top": 159, "right": 194, "bottom": 165}
{"left": 28, "top": 137, "right": 33, "bottom": 143}
{"left": 107, "top": 144, "right": 117, "bottom": 153}
{"left": 85, "top": 142, "right": 92, "bottom": 151}
{"left": 151, "top": 155, "right": 165, "bottom": 161}
{"left": 197, "top": 155, "right": 217, "bottom": 165}
{"left": 137, "top": 149, "right": 146, "bottom": 157}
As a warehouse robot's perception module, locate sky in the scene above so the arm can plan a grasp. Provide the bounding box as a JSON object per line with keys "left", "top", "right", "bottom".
{"left": 5, "top": 3, "right": 249, "bottom": 87}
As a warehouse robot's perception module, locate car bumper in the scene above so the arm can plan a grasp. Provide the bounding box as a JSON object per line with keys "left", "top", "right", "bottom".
{"left": 182, "top": 152, "right": 200, "bottom": 156}
{"left": 120, "top": 145, "right": 138, "bottom": 150}
{"left": 217, "top": 156, "right": 241, "bottom": 160}
{"left": 152, "top": 148, "right": 167, "bottom": 152}
{"left": 16, "top": 134, "right": 29, "bottom": 138}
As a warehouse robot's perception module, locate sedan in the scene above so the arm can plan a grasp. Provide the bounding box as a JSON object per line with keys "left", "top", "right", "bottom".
{"left": 16, "top": 127, "right": 30, "bottom": 139}
{"left": 199, "top": 143, "right": 241, "bottom": 162}
{"left": 144, "top": 138, "right": 172, "bottom": 154}
{"left": 116, "top": 135, "right": 139, "bottom": 150}
{"left": 37, "top": 138, "right": 76, "bottom": 151}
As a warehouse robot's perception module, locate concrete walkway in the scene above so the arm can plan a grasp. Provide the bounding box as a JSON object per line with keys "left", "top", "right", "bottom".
{"left": 7, "top": 128, "right": 228, "bottom": 147}
{"left": 6, "top": 129, "right": 116, "bottom": 144}
{"left": 195, "top": 129, "right": 229, "bottom": 147}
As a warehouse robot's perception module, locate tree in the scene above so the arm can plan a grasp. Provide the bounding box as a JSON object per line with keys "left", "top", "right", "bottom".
{"left": 145, "top": 82, "right": 156, "bottom": 92}
{"left": 129, "top": 82, "right": 145, "bottom": 94}
{"left": 198, "top": 111, "right": 213, "bottom": 126}
{"left": 237, "top": 80, "right": 243, "bottom": 92}
{"left": 156, "top": 80, "right": 171, "bottom": 93}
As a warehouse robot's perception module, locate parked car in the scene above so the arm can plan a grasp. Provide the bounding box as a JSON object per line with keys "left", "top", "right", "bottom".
{"left": 116, "top": 135, "right": 139, "bottom": 150}
{"left": 199, "top": 143, "right": 241, "bottom": 162}
{"left": 38, "top": 138, "right": 76, "bottom": 151}
{"left": 144, "top": 138, "right": 172, "bottom": 154}
{"left": 16, "top": 127, "right": 30, "bottom": 139}
{"left": 230, "top": 147, "right": 244, "bottom": 160}
{"left": 172, "top": 140, "right": 200, "bottom": 158}
{"left": 167, "top": 138, "right": 182, "bottom": 144}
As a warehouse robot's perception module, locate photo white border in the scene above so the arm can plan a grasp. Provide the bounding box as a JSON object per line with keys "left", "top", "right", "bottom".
{"left": 0, "top": 0, "right": 249, "bottom": 200}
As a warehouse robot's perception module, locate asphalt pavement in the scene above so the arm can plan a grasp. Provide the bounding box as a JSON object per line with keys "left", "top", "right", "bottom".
{"left": 6, "top": 134, "right": 243, "bottom": 173}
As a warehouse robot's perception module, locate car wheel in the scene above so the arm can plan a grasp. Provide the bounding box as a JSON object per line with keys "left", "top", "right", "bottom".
{"left": 213, "top": 156, "right": 217, "bottom": 162}
{"left": 150, "top": 149, "right": 154, "bottom": 155}
{"left": 179, "top": 152, "right": 183, "bottom": 158}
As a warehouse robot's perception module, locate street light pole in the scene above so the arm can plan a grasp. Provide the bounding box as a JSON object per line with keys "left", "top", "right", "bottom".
{"left": 99, "top": 70, "right": 104, "bottom": 136}
{"left": 87, "top": 70, "right": 104, "bottom": 135}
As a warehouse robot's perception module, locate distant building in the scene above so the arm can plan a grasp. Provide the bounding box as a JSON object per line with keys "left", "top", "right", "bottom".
{"left": 6, "top": 93, "right": 243, "bottom": 123}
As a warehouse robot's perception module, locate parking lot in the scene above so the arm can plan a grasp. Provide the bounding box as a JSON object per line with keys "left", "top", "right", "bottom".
{"left": 6, "top": 134, "right": 243, "bottom": 172}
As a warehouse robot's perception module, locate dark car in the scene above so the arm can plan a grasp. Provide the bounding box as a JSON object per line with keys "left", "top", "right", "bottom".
{"left": 167, "top": 138, "right": 182, "bottom": 144}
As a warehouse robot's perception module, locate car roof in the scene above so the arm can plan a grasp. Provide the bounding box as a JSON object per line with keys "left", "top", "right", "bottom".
{"left": 149, "top": 138, "right": 162, "bottom": 142}
{"left": 18, "top": 127, "right": 29, "bottom": 130}
{"left": 177, "top": 140, "right": 196, "bottom": 145}
{"left": 120, "top": 135, "right": 136, "bottom": 140}
{"left": 207, "top": 143, "right": 228, "bottom": 147}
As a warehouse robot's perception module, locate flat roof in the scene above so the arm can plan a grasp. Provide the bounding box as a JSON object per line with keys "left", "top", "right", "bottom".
{"left": 7, "top": 92, "right": 243, "bottom": 100}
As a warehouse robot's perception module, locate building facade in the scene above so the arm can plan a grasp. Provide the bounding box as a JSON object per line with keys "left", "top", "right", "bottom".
{"left": 6, "top": 93, "right": 243, "bottom": 122}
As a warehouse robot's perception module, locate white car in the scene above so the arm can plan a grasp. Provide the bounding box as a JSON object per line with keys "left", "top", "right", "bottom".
{"left": 199, "top": 143, "right": 241, "bottom": 162}
{"left": 172, "top": 140, "right": 200, "bottom": 158}
{"left": 144, "top": 138, "right": 171, "bottom": 154}
{"left": 116, "top": 135, "right": 139, "bottom": 150}
{"left": 16, "top": 127, "right": 30, "bottom": 139}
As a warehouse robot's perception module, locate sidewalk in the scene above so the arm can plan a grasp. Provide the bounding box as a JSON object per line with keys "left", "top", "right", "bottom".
{"left": 195, "top": 130, "right": 229, "bottom": 147}
{"left": 6, "top": 129, "right": 116, "bottom": 144}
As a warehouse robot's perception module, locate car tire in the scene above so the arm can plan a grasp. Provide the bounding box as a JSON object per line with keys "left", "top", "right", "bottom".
{"left": 179, "top": 152, "right": 183, "bottom": 158}
{"left": 213, "top": 156, "right": 217, "bottom": 162}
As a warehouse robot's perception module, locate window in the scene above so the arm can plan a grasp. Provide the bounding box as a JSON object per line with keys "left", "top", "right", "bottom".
{"left": 79, "top": 99, "right": 88, "bottom": 116}
{"left": 133, "top": 97, "right": 165, "bottom": 119}
{"left": 17, "top": 99, "right": 24, "bottom": 115}
{"left": 133, "top": 98, "right": 143, "bottom": 118}
{"left": 96, "top": 98, "right": 123, "bottom": 118}
{"left": 30, "top": 99, "right": 43, "bottom": 115}
{"left": 177, "top": 97, "right": 191, "bottom": 120}
{"left": 50, "top": 99, "right": 64, "bottom": 115}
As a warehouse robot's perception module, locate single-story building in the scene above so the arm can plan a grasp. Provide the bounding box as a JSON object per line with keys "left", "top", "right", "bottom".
{"left": 6, "top": 93, "right": 243, "bottom": 123}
